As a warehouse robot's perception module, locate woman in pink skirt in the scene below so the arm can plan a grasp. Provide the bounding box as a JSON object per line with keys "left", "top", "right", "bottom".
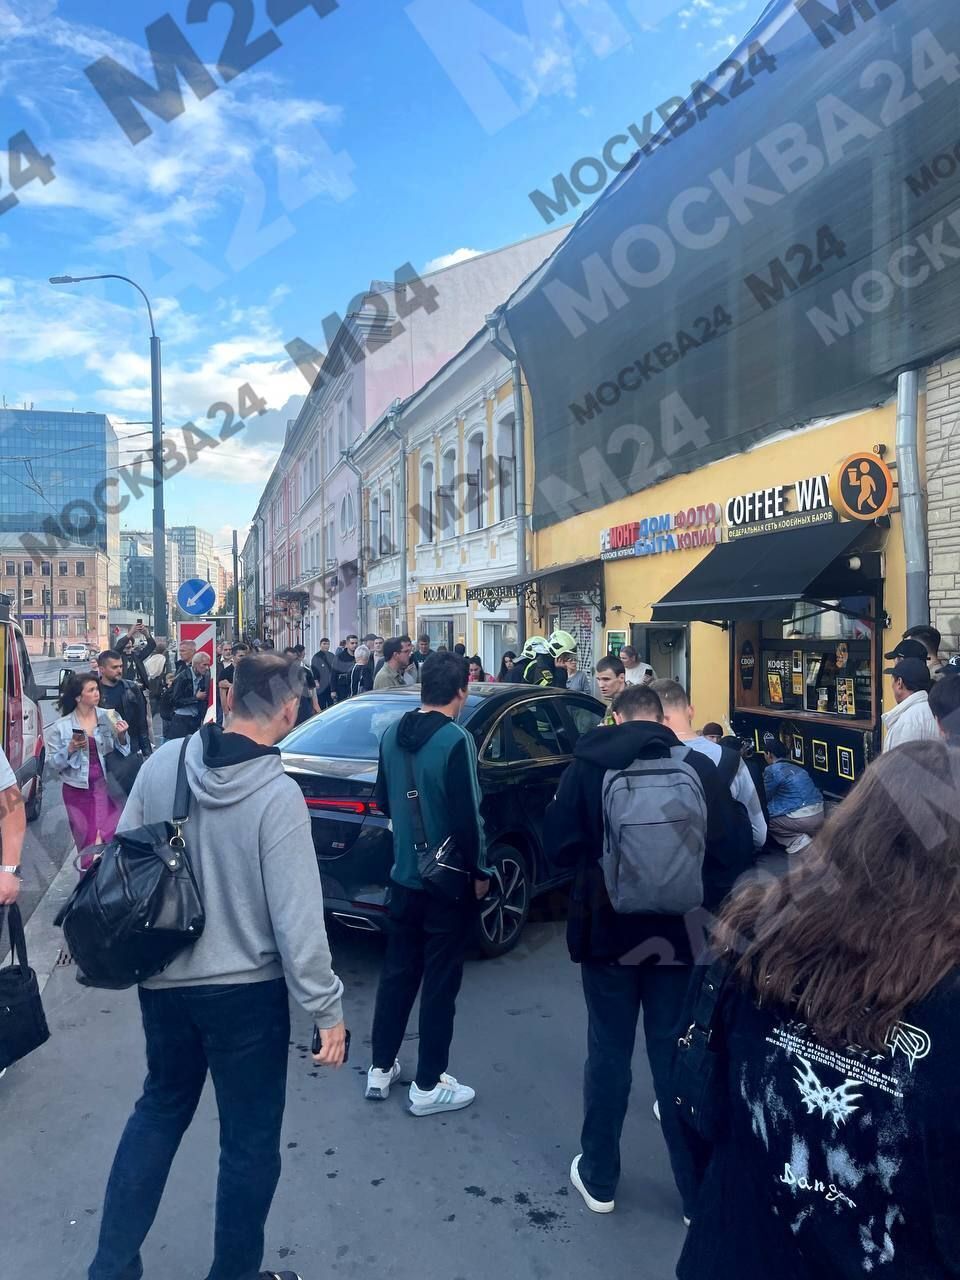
{"left": 48, "top": 672, "right": 130, "bottom": 867}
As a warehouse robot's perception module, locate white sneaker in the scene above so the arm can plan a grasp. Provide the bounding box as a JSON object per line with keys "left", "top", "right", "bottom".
{"left": 570, "top": 1154, "right": 615, "bottom": 1213}
{"left": 365, "top": 1061, "right": 401, "bottom": 1100}
{"left": 408, "top": 1073, "right": 475, "bottom": 1116}
{"left": 653, "top": 1098, "right": 661, "bottom": 1123}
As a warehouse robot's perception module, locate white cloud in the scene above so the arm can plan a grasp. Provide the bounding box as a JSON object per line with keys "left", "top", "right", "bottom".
{"left": 0, "top": 9, "right": 355, "bottom": 271}
{"left": 424, "top": 247, "right": 485, "bottom": 273}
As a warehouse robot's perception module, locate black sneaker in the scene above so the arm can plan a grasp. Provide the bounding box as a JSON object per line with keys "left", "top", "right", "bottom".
{"left": 259, "top": 1271, "right": 302, "bottom": 1279}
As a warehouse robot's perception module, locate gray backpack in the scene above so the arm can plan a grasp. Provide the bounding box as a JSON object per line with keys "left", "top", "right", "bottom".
{"left": 601, "top": 747, "right": 708, "bottom": 914}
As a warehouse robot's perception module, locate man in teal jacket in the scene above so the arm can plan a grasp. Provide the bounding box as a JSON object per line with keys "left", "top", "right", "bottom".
{"left": 366, "top": 651, "right": 489, "bottom": 1115}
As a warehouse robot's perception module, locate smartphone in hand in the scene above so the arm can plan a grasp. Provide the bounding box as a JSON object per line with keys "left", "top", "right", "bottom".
{"left": 311, "top": 1025, "right": 351, "bottom": 1062}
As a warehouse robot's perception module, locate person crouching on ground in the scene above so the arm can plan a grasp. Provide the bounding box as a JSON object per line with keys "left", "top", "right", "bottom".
{"left": 365, "top": 651, "right": 490, "bottom": 1115}
{"left": 761, "top": 733, "right": 824, "bottom": 854}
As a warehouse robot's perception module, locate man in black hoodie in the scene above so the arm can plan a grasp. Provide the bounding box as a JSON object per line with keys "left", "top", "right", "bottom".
{"left": 544, "top": 683, "right": 724, "bottom": 1223}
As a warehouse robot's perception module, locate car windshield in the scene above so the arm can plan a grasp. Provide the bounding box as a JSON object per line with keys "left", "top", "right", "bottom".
{"left": 280, "top": 698, "right": 410, "bottom": 760}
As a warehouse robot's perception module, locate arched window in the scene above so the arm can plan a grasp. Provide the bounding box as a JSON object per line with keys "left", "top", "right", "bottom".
{"left": 467, "top": 432, "right": 485, "bottom": 532}
{"left": 440, "top": 447, "right": 456, "bottom": 539}
{"left": 339, "top": 491, "right": 355, "bottom": 537}
{"left": 496, "top": 414, "right": 516, "bottom": 520}
{"left": 419, "top": 460, "right": 435, "bottom": 542}
{"left": 370, "top": 495, "right": 380, "bottom": 559}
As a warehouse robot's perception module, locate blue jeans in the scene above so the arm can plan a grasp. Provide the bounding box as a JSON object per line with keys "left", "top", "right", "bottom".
{"left": 579, "top": 961, "right": 706, "bottom": 1216}
{"left": 88, "top": 978, "right": 290, "bottom": 1280}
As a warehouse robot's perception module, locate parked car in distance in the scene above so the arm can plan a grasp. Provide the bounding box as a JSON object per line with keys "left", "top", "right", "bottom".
{"left": 280, "top": 684, "right": 605, "bottom": 957}
{"left": 62, "top": 642, "right": 90, "bottom": 662}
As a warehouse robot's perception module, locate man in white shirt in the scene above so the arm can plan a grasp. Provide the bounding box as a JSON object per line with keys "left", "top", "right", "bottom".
{"left": 619, "top": 645, "right": 655, "bottom": 686}
{"left": 882, "top": 658, "right": 940, "bottom": 751}
{"left": 651, "top": 679, "right": 767, "bottom": 850}
{"left": 0, "top": 745, "right": 25, "bottom": 905}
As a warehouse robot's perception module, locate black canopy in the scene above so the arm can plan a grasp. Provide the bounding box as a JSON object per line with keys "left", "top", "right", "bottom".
{"left": 650, "top": 521, "right": 869, "bottom": 624}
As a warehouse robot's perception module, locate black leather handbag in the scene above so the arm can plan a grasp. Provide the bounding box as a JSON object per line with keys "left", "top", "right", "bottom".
{"left": 0, "top": 904, "right": 51, "bottom": 1070}
{"left": 55, "top": 740, "right": 204, "bottom": 989}
{"left": 673, "top": 953, "right": 734, "bottom": 1142}
{"left": 402, "top": 753, "right": 472, "bottom": 904}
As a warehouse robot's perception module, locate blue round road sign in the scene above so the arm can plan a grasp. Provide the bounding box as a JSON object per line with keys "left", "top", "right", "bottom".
{"left": 177, "top": 578, "right": 217, "bottom": 616}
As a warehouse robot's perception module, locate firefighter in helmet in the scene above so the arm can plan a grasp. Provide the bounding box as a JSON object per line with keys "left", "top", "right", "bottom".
{"left": 510, "top": 629, "right": 578, "bottom": 688}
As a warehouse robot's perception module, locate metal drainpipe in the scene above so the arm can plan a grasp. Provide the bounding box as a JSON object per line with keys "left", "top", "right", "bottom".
{"left": 341, "top": 449, "right": 365, "bottom": 635}
{"left": 895, "top": 369, "right": 928, "bottom": 628}
{"left": 385, "top": 400, "right": 409, "bottom": 635}
{"left": 485, "top": 311, "right": 528, "bottom": 648}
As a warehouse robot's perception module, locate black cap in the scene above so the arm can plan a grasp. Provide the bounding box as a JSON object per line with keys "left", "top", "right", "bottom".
{"left": 883, "top": 637, "right": 928, "bottom": 662}
{"left": 937, "top": 654, "right": 960, "bottom": 676}
{"left": 884, "top": 657, "right": 932, "bottom": 686}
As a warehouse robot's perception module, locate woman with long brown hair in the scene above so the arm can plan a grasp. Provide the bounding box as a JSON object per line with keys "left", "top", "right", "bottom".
{"left": 679, "top": 739, "right": 960, "bottom": 1278}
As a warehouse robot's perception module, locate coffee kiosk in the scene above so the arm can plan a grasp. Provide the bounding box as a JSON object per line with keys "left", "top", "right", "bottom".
{"left": 651, "top": 452, "right": 895, "bottom": 798}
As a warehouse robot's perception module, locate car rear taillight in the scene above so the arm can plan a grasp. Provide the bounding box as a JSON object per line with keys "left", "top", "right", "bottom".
{"left": 305, "top": 797, "right": 383, "bottom": 816}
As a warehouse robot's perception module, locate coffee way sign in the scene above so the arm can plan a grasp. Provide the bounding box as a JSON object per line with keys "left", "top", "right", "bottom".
{"left": 724, "top": 474, "right": 833, "bottom": 541}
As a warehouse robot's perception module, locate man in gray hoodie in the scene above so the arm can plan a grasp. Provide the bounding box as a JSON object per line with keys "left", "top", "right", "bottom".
{"left": 88, "top": 653, "right": 345, "bottom": 1280}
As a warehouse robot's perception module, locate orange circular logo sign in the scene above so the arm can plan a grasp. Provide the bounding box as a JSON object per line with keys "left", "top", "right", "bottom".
{"left": 831, "top": 453, "right": 894, "bottom": 521}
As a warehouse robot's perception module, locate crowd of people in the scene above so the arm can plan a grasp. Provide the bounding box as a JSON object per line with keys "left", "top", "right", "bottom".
{"left": 3, "top": 616, "right": 960, "bottom": 1279}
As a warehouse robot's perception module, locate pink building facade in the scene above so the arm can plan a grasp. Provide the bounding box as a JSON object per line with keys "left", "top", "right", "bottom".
{"left": 251, "top": 229, "right": 566, "bottom": 651}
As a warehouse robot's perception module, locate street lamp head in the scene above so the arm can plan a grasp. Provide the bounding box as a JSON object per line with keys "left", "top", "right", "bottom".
{"left": 49, "top": 275, "right": 76, "bottom": 285}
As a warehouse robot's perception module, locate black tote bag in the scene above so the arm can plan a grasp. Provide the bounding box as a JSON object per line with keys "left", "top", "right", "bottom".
{"left": 0, "top": 903, "right": 51, "bottom": 1070}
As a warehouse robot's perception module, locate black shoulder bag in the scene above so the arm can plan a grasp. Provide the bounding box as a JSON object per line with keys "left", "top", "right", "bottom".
{"left": 0, "top": 904, "right": 50, "bottom": 1070}
{"left": 55, "top": 739, "right": 204, "bottom": 989}
{"left": 402, "top": 752, "right": 472, "bottom": 904}
{"left": 673, "top": 952, "right": 735, "bottom": 1143}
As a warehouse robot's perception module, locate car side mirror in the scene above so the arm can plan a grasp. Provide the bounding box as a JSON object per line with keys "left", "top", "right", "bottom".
{"left": 35, "top": 674, "right": 66, "bottom": 701}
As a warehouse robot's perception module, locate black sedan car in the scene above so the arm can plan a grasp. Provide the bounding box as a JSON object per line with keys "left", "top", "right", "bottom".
{"left": 280, "top": 683, "right": 605, "bottom": 956}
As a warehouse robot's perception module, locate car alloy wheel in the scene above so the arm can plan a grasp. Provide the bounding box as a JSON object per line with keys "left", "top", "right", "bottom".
{"left": 477, "top": 846, "right": 530, "bottom": 958}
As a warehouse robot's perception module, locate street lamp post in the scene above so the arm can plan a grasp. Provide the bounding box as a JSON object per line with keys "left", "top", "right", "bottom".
{"left": 49, "top": 273, "right": 168, "bottom": 637}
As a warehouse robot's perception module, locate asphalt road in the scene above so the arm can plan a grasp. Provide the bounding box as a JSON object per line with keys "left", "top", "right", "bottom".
{"left": 0, "top": 911, "right": 689, "bottom": 1280}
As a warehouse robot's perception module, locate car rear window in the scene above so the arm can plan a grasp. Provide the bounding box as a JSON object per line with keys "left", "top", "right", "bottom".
{"left": 280, "top": 698, "right": 408, "bottom": 760}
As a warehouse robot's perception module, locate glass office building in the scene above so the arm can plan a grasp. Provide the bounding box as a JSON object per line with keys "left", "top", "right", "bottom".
{"left": 0, "top": 408, "right": 120, "bottom": 591}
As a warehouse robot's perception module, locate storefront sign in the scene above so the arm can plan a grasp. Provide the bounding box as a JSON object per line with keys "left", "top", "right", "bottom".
{"left": 466, "top": 582, "right": 520, "bottom": 610}
{"left": 600, "top": 504, "right": 720, "bottom": 561}
{"left": 420, "top": 581, "right": 463, "bottom": 605}
{"left": 739, "top": 640, "right": 755, "bottom": 691}
{"left": 831, "top": 453, "right": 894, "bottom": 521}
{"left": 606, "top": 629, "right": 627, "bottom": 656}
{"left": 725, "top": 473, "right": 832, "bottom": 540}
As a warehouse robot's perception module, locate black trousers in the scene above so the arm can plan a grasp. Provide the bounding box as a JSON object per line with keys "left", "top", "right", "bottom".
{"left": 166, "top": 715, "right": 200, "bottom": 739}
{"left": 579, "top": 960, "right": 707, "bottom": 1217}
{"left": 370, "top": 883, "right": 473, "bottom": 1090}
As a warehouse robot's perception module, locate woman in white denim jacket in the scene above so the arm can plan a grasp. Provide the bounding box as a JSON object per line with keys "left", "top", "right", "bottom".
{"left": 48, "top": 672, "right": 130, "bottom": 866}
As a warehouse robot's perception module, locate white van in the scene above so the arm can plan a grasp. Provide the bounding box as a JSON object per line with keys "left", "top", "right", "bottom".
{"left": 0, "top": 593, "right": 56, "bottom": 821}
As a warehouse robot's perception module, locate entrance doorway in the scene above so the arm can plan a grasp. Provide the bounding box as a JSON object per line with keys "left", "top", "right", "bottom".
{"left": 630, "top": 623, "right": 689, "bottom": 688}
{"left": 481, "top": 620, "right": 518, "bottom": 677}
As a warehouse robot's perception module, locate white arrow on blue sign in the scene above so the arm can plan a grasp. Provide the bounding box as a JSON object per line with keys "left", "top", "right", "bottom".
{"left": 177, "top": 578, "right": 217, "bottom": 616}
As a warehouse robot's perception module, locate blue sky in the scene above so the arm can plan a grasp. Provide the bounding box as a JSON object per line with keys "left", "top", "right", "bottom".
{"left": 0, "top": 0, "right": 762, "bottom": 560}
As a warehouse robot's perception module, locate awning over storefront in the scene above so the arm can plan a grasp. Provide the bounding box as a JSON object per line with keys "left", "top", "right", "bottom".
{"left": 467, "top": 557, "right": 601, "bottom": 613}
{"left": 651, "top": 522, "right": 870, "bottom": 624}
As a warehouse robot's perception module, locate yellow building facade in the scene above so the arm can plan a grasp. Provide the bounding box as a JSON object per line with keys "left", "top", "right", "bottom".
{"left": 530, "top": 404, "right": 911, "bottom": 796}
